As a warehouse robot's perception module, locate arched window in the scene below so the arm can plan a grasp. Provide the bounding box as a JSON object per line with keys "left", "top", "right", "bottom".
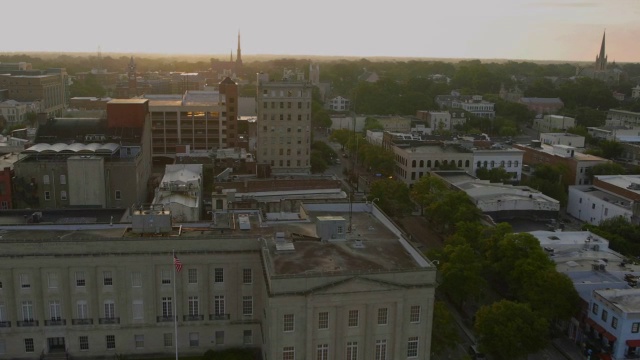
{"left": 477, "top": 161, "right": 481, "bottom": 168}
{"left": 507, "top": 160, "right": 512, "bottom": 167}
{"left": 443, "top": 160, "right": 448, "bottom": 166}
{"left": 500, "top": 161, "right": 505, "bottom": 167}
{"left": 427, "top": 160, "right": 432, "bottom": 168}
{"left": 458, "top": 160, "right": 462, "bottom": 167}
{"left": 435, "top": 160, "right": 440, "bottom": 168}
{"left": 483, "top": 161, "right": 488, "bottom": 168}
{"left": 419, "top": 160, "right": 424, "bottom": 167}
{"left": 490, "top": 161, "right": 495, "bottom": 167}
{"left": 465, "top": 160, "right": 470, "bottom": 167}
{"left": 412, "top": 160, "right": 416, "bottom": 168}
{"left": 514, "top": 160, "right": 519, "bottom": 167}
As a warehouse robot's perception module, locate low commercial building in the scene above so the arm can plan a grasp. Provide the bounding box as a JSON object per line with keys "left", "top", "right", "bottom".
{"left": 533, "top": 115, "right": 576, "bottom": 133}
{"left": 472, "top": 149, "right": 524, "bottom": 181}
{"left": 514, "top": 143, "right": 609, "bottom": 185}
{"left": 152, "top": 164, "right": 203, "bottom": 222}
{"left": 518, "top": 97, "right": 564, "bottom": 115}
{"left": 0, "top": 68, "right": 68, "bottom": 116}
{"left": 392, "top": 143, "right": 473, "bottom": 185}
{"left": 12, "top": 99, "right": 152, "bottom": 209}
{"left": 606, "top": 109, "right": 640, "bottom": 127}
{"left": 540, "top": 133, "right": 585, "bottom": 148}
{"left": 0, "top": 202, "right": 437, "bottom": 360}
{"left": 567, "top": 175, "right": 640, "bottom": 225}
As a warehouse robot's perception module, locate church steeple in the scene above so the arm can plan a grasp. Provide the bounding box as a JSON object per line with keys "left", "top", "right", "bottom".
{"left": 235, "top": 31, "right": 243, "bottom": 68}
{"left": 595, "top": 30, "right": 607, "bottom": 71}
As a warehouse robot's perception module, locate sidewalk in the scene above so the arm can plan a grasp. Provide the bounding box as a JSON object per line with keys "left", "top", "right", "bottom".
{"left": 552, "top": 338, "right": 587, "bottom": 360}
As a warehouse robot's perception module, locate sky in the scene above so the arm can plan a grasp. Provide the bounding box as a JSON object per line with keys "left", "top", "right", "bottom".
{"left": 5, "top": 0, "right": 639, "bottom": 62}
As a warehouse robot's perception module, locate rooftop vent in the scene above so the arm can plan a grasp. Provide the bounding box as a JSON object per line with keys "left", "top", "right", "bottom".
{"left": 627, "top": 183, "right": 640, "bottom": 190}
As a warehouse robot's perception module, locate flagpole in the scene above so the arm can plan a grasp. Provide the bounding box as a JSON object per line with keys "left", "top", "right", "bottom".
{"left": 173, "top": 250, "right": 179, "bottom": 360}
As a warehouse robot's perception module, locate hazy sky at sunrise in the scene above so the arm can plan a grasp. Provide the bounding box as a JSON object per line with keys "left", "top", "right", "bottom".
{"left": 6, "top": 0, "right": 639, "bottom": 62}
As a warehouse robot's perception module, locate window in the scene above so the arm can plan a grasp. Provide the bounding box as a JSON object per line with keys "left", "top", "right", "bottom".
{"left": 604, "top": 208, "right": 609, "bottom": 216}
{"left": 0, "top": 338, "right": 5, "bottom": 355}
{"left": 60, "top": 191, "right": 67, "bottom": 200}
{"left": 20, "top": 273, "right": 30, "bottom": 288}
{"left": 77, "top": 300, "right": 88, "bottom": 319}
{"left": 134, "top": 334, "right": 144, "bottom": 348}
{"left": 132, "top": 272, "right": 142, "bottom": 287}
{"left": 346, "top": 341, "right": 358, "bottom": 360}
{"left": 375, "top": 340, "right": 387, "bottom": 360}
{"left": 161, "top": 270, "right": 171, "bottom": 285}
{"left": 410, "top": 305, "right": 421, "bottom": 323}
{"left": 592, "top": 303, "right": 599, "bottom": 314}
{"left": 60, "top": 174, "right": 66, "bottom": 184}
{"left": 215, "top": 330, "right": 224, "bottom": 345}
{"left": 214, "top": 295, "right": 225, "bottom": 315}
{"left": 407, "top": 337, "right": 419, "bottom": 357}
{"left": 43, "top": 175, "right": 50, "bottom": 184}
{"left": 49, "top": 300, "right": 62, "bottom": 320}
{"left": 79, "top": 336, "right": 89, "bottom": 351}
{"left": 163, "top": 333, "right": 173, "bottom": 347}
{"left": 25, "top": 338, "right": 35, "bottom": 353}
{"left": 243, "top": 329, "right": 252, "bottom": 345}
{"left": 48, "top": 272, "right": 58, "bottom": 288}
{"left": 318, "top": 311, "right": 329, "bottom": 329}
{"left": 45, "top": 191, "right": 51, "bottom": 200}
{"left": 103, "top": 271, "right": 113, "bottom": 286}
{"left": 317, "top": 344, "right": 328, "bottom": 360}
{"left": 283, "top": 313, "right": 294, "bottom": 332}
{"left": 592, "top": 203, "right": 596, "bottom": 209}
{"left": 514, "top": 160, "right": 519, "bottom": 167}
{"left": 633, "top": 322, "right": 640, "bottom": 333}
{"left": 131, "top": 300, "right": 143, "bottom": 320}
{"left": 242, "top": 296, "right": 253, "bottom": 316}
{"left": 162, "top": 297, "right": 172, "bottom": 318}
{"left": 214, "top": 268, "right": 224, "bottom": 283}
{"left": 188, "top": 296, "right": 199, "bottom": 316}
{"left": 612, "top": 317, "right": 618, "bottom": 329}
{"left": 104, "top": 301, "right": 115, "bottom": 319}
{"left": 348, "top": 310, "right": 359, "bottom": 327}
{"left": 283, "top": 346, "right": 295, "bottom": 360}
{"left": 188, "top": 269, "right": 198, "bottom": 284}
{"left": 243, "top": 268, "right": 253, "bottom": 284}
{"left": 22, "top": 301, "right": 34, "bottom": 321}
{"left": 189, "top": 332, "right": 199, "bottom": 347}
{"left": 377, "top": 308, "right": 388, "bottom": 325}
{"left": 106, "top": 335, "right": 115, "bottom": 350}
{"left": 76, "top": 271, "right": 86, "bottom": 287}
{"left": 602, "top": 309, "right": 608, "bottom": 322}
{"left": 115, "top": 190, "right": 122, "bottom": 200}
{"left": 0, "top": 302, "right": 6, "bottom": 322}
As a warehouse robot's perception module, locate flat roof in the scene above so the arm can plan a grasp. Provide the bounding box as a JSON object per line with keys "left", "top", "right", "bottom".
{"left": 107, "top": 99, "right": 149, "bottom": 104}
{"left": 0, "top": 203, "right": 431, "bottom": 276}
{"left": 571, "top": 185, "right": 633, "bottom": 209}
{"left": 595, "top": 288, "right": 640, "bottom": 313}
{"left": 595, "top": 175, "right": 640, "bottom": 195}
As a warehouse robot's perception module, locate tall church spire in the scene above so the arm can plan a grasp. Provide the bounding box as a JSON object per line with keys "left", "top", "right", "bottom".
{"left": 236, "top": 30, "right": 243, "bottom": 67}
{"left": 595, "top": 30, "right": 607, "bottom": 71}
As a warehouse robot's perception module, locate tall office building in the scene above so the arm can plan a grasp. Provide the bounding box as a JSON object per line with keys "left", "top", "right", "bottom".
{"left": 256, "top": 70, "right": 312, "bottom": 174}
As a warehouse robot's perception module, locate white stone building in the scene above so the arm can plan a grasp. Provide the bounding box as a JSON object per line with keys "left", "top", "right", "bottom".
{"left": 451, "top": 96, "right": 495, "bottom": 119}
{"left": 0, "top": 100, "right": 39, "bottom": 126}
{"left": 606, "top": 109, "right": 640, "bottom": 127}
{"left": 533, "top": 115, "right": 576, "bottom": 133}
{"left": 540, "top": 133, "right": 585, "bottom": 148}
{"left": 0, "top": 202, "right": 437, "bottom": 360}
{"left": 326, "top": 96, "right": 350, "bottom": 111}
{"left": 567, "top": 175, "right": 640, "bottom": 225}
{"left": 472, "top": 149, "right": 524, "bottom": 181}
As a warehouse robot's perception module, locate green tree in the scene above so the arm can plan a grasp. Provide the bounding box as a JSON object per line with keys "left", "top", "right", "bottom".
{"left": 475, "top": 300, "right": 548, "bottom": 360}
{"left": 368, "top": 179, "right": 413, "bottom": 217}
{"left": 427, "top": 191, "right": 482, "bottom": 235}
{"left": 475, "top": 167, "right": 513, "bottom": 183}
{"left": 586, "top": 162, "right": 626, "bottom": 180}
{"left": 431, "top": 301, "right": 460, "bottom": 356}
{"left": 410, "top": 175, "right": 448, "bottom": 215}
{"left": 329, "top": 129, "right": 352, "bottom": 150}
{"left": 439, "top": 243, "right": 487, "bottom": 306}
{"left": 310, "top": 151, "right": 328, "bottom": 173}
{"left": 518, "top": 268, "right": 580, "bottom": 324}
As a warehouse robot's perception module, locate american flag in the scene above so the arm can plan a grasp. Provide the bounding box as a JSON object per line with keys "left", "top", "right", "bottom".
{"left": 173, "top": 255, "right": 183, "bottom": 272}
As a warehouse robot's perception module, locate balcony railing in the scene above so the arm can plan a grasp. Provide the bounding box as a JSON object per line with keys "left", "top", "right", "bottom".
{"left": 209, "top": 314, "right": 230, "bottom": 321}
{"left": 45, "top": 319, "right": 67, "bottom": 326}
{"left": 98, "top": 317, "right": 120, "bottom": 325}
{"left": 17, "top": 320, "right": 38, "bottom": 327}
{"left": 0, "top": 321, "right": 11, "bottom": 328}
{"left": 157, "top": 316, "right": 175, "bottom": 323}
{"left": 72, "top": 318, "right": 93, "bottom": 325}
{"left": 183, "top": 315, "right": 204, "bottom": 321}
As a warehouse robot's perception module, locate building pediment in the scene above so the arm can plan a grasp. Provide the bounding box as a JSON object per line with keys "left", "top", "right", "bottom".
{"left": 308, "top": 276, "right": 404, "bottom": 295}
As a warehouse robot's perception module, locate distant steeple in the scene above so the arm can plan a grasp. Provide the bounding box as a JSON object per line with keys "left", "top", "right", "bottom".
{"left": 595, "top": 30, "right": 607, "bottom": 71}
{"left": 235, "top": 31, "right": 243, "bottom": 67}
{"left": 128, "top": 56, "right": 137, "bottom": 98}
{"left": 230, "top": 50, "right": 233, "bottom": 63}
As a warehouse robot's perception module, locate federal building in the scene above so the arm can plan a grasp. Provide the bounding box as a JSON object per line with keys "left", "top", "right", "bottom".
{"left": 0, "top": 202, "right": 437, "bottom": 360}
